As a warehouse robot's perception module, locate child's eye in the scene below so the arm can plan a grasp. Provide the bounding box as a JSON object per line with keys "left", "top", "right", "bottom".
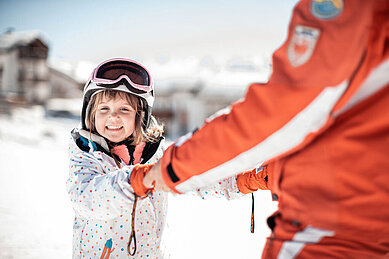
{"left": 121, "top": 107, "right": 134, "bottom": 112}
{"left": 98, "top": 107, "right": 109, "bottom": 112}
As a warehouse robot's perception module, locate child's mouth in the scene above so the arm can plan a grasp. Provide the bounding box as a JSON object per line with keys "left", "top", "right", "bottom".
{"left": 106, "top": 126, "right": 123, "bottom": 131}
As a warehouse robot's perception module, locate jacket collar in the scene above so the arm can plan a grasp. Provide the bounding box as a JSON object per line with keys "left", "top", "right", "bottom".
{"left": 72, "top": 128, "right": 164, "bottom": 164}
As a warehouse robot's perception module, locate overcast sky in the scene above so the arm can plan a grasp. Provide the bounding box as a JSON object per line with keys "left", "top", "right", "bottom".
{"left": 1, "top": 0, "right": 299, "bottom": 63}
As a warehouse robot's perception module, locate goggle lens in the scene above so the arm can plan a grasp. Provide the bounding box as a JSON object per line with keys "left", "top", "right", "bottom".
{"left": 96, "top": 61, "right": 150, "bottom": 86}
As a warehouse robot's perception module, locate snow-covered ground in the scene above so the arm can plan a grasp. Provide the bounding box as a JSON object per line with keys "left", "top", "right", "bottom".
{"left": 0, "top": 107, "right": 277, "bottom": 259}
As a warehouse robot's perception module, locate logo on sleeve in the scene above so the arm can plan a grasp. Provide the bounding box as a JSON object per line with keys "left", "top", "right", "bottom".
{"left": 311, "top": 0, "right": 343, "bottom": 19}
{"left": 288, "top": 25, "right": 320, "bottom": 67}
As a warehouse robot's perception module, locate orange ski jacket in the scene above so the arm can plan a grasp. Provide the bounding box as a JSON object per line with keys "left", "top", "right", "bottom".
{"left": 160, "top": 0, "right": 389, "bottom": 255}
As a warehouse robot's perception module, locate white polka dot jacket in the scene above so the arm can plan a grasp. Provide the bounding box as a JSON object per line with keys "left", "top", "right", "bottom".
{"left": 66, "top": 128, "right": 167, "bottom": 259}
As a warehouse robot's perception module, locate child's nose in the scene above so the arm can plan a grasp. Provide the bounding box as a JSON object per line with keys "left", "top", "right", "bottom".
{"left": 109, "top": 111, "right": 119, "bottom": 117}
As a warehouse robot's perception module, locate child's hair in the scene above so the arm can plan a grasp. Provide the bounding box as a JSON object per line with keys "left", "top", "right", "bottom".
{"left": 87, "top": 90, "right": 163, "bottom": 144}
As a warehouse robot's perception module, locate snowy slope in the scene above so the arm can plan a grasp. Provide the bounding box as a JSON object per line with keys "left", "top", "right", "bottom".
{"left": 0, "top": 107, "right": 74, "bottom": 259}
{"left": 0, "top": 107, "right": 277, "bottom": 259}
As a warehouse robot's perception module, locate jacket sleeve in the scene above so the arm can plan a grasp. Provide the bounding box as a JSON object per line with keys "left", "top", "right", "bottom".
{"left": 236, "top": 166, "right": 271, "bottom": 194}
{"left": 190, "top": 176, "right": 245, "bottom": 200}
{"left": 160, "top": 0, "right": 379, "bottom": 193}
{"left": 66, "top": 138, "right": 136, "bottom": 220}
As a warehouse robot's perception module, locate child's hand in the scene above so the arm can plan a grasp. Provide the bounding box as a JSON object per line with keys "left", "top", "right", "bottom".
{"left": 130, "top": 164, "right": 155, "bottom": 197}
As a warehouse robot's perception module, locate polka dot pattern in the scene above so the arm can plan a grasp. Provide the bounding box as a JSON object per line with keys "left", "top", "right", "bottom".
{"left": 192, "top": 176, "right": 244, "bottom": 200}
{"left": 67, "top": 133, "right": 167, "bottom": 258}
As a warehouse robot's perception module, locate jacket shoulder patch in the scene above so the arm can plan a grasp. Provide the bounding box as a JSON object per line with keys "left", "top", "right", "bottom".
{"left": 311, "top": 0, "right": 343, "bottom": 20}
{"left": 288, "top": 25, "right": 320, "bottom": 67}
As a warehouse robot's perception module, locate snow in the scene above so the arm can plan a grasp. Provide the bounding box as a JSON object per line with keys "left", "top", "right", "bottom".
{"left": 164, "top": 192, "right": 278, "bottom": 259}
{"left": 0, "top": 107, "right": 278, "bottom": 259}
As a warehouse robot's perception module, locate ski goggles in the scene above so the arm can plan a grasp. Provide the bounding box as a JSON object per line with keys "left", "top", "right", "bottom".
{"left": 87, "top": 58, "right": 153, "bottom": 93}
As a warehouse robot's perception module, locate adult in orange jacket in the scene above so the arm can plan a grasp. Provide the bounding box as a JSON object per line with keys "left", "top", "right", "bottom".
{"left": 137, "top": 0, "right": 389, "bottom": 258}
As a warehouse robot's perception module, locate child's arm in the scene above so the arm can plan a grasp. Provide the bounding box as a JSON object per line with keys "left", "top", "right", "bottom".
{"left": 67, "top": 139, "right": 139, "bottom": 220}
{"left": 191, "top": 175, "right": 245, "bottom": 200}
{"left": 190, "top": 164, "right": 271, "bottom": 199}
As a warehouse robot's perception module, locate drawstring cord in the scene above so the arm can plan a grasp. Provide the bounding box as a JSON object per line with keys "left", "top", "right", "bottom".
{"left": 251, "top": 193, "right": 255, "bottom": 233}
{"left": 109, "top": 144, "right": 144, "bottom": 256}
{"left": 128, "top": 195, "right": 138, "bottom": 256}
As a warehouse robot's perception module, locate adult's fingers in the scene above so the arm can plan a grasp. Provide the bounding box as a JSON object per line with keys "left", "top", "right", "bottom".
{"left": 143, "top": 166, "right": 156, "bottom": 189}
{"left": 145, "top": 162, "right": 171, "bottom": 192}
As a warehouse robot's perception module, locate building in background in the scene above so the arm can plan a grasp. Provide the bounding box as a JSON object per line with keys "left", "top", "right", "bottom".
{"left": 0, "top": 30, "right": 83, "bottom": 114}
{"left": 150, "top": 57, "right": 270, "bottom": 139}
{"left": 0, "top": 30, "right": 50, "bottom": 109}
{"left": 153, "top": 78, "right": 247, "bottom": 139}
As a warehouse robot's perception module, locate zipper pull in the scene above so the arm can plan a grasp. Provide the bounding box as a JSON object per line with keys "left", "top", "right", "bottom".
{"left": 100, "top": 238, "right": 113, "bottom": 259}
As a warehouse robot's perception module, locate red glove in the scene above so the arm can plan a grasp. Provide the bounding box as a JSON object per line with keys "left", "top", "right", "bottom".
{"left": 130, "top": 164, "right": 154, "bottom": 197}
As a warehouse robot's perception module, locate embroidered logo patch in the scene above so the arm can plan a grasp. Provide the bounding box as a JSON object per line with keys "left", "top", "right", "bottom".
{"left": 288, "top": 25, "right": 320, "bottom": 67}
{"left": 311, "top": 0, "right": 343, "bottom": 19}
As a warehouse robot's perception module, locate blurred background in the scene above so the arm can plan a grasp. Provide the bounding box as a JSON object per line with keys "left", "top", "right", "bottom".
{"left": 0, "top": 0, "right": 298, "bottom": 258}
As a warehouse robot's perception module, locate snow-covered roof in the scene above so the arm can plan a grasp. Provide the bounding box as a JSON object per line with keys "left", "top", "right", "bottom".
{"left": 48, "top": 59, "right": 96, "bottom": 84}
{"left": 0, "top": 30, "right": 49, "bottom": 51}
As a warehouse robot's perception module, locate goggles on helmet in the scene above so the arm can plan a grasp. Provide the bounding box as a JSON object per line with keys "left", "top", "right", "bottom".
{"left": 86, "top": 58, "right": 154, "bottom": 94}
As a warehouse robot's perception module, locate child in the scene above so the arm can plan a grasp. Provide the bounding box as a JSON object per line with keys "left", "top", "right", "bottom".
{"left": 66, "top": 58, "right": 166, "bottom": 258}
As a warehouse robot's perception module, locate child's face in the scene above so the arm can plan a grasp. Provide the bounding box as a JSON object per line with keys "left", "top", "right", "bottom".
{"left": 94, "top": 95, "right": 136, "bottom": 143}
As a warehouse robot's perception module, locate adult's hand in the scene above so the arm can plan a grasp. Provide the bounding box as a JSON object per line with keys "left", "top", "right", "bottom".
{"left": 143, "top": 161, "right": 171, "bottom": 192}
